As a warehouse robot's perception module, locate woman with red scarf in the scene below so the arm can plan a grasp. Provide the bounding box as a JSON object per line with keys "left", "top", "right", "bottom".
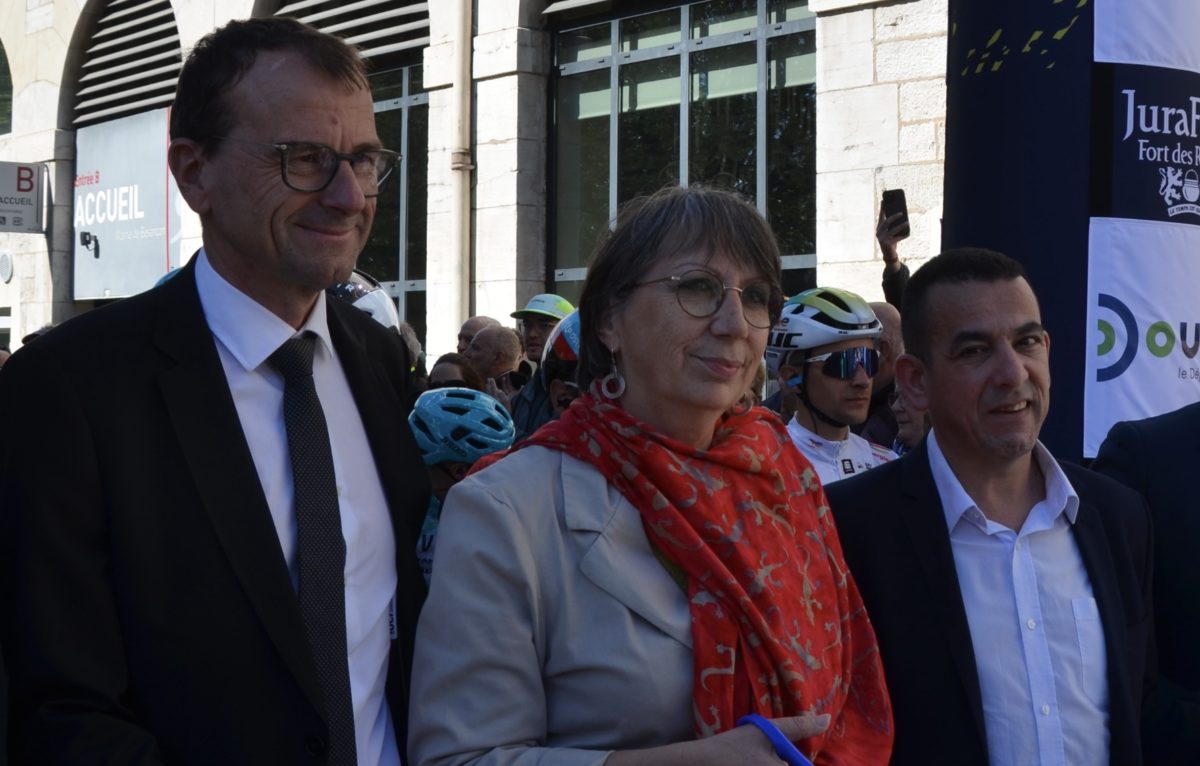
{"left": 408, "top": 186, "right": 893, "bottom": 766}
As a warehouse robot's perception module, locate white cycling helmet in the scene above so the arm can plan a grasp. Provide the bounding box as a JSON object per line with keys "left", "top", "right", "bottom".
{"left": 327, "top": 269, "right": 401, "bottom": 332}
{"left": 764, "top": 287, "right": 881, "bottom": 376}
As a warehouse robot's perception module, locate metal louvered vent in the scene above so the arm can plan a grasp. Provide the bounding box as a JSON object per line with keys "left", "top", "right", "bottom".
{"left": 73, "top": 0, "right": 182, "bottom": 128}
{"left": 276, "top": 0, "right": 430, "bottom": 68}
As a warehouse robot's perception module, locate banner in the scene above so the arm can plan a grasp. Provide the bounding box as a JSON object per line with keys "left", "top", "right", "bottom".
{"left": 73, "top": 107, "right": 182, "bottom": 300}
{"left": 1084, "top": 0, "right": 1200, "bottom": 456}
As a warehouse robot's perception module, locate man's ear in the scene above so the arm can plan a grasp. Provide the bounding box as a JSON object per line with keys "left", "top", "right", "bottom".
{"left": 894, "top": 353, "right": 930, "bottom": 411}
{"left": 167, "top": 138, "right": 212, "bottom": 216}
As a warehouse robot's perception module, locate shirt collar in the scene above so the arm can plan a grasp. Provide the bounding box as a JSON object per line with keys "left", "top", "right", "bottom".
{"left": 786, "top": 416, "right": 848, "bottom": 451}
{"left": 195, "top": 248, "right": 334, "bottom": 371}
{"left": 927, "top": 429, "right": 1080, "bottom": 533}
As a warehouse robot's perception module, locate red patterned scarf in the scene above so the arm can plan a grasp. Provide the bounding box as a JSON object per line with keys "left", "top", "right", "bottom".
{"left": 520, "top": 391, "right": 893, "bottom": 765}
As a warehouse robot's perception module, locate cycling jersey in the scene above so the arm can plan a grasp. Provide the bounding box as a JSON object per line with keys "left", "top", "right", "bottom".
{"left": 786, "top": 417, "right": 897, "bottom": 487}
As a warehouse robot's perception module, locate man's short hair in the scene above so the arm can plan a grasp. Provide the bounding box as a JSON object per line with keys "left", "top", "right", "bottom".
{"left": 170, "top": 17, "right": 368, "bottom": 156}
{"left": 902, "top": 247, "right": 1033, "bottom": 363}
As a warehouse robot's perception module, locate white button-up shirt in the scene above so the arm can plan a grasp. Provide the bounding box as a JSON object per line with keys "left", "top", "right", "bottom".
{"left": 196, "top": 251, "right": 401, "bottom": 765}
{"left": 927, "top": 430, "right": 1109, "bottom": 766}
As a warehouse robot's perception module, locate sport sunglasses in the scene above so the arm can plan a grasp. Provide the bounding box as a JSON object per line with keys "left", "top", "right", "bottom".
{"left": 805, "top": 346, "right": 879, "bottom": 379}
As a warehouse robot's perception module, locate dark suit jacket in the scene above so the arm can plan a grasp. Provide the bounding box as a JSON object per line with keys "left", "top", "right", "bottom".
{"left": 0, "top": 263, "right": 429, "bottom": 765}
{"left": 1094, "top": 404, "right": 1200, "bottom": 763}
{"left": 827, "top": 441, "right": 1153, "bottom": 766}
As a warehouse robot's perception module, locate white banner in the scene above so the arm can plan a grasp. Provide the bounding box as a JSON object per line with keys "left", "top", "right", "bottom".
{"left": 1085, "top": 0, "right": 1200, "bottom": 456}
{"left": 73, "top": 107, "right": 182, "bottom": 300}
{"left": 1084, "top": 219, "right": 1200, "bottom": 455}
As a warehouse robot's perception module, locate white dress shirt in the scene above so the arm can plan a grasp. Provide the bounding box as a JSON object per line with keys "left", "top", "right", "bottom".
{"left": 196, "top": 251, "right": 400, "bottom": 766}
{"left": 927, "top": 430, "right": 1109, "bottom": 766}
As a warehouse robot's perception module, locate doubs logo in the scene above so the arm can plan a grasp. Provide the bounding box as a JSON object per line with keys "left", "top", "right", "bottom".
{"left": 1096, "top": 293, "right": 1200, "bottom": 381}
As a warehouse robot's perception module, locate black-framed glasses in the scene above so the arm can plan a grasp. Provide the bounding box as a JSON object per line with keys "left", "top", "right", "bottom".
{"left": 806, "top": 346, "right": 879, "bottom": 380}
{"left": 220, "top": 137, "right": 400, "bottom": 197}
{"left": 633, "top": 269, "right": 783, "bottom": 329}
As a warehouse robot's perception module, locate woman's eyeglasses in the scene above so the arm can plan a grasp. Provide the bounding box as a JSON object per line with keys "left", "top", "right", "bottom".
{"left": 634, "top": 269, "right": 782, "bottom": 329}
{"left": 805, "top": 346, "right": 879, "bottom": 380}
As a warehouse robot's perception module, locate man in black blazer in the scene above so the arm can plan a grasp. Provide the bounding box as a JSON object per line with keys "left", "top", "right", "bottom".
{"left": 0, "top": 18, "right": 428, "bottom": 765}
{"left": 1094, "top": 403, "right": 1200, "bottom": 764}
{"left": 827, "top": 248, "right": 1153, "bottom": 766}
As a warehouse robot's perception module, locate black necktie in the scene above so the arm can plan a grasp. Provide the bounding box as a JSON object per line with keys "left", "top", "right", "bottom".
{"left": 269, "top": 332, "right": 357, "bottom": 765}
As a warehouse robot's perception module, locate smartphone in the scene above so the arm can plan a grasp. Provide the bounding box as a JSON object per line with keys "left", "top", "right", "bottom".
{"left": 881, "top": 188, "right": 910, "bottom": 239}
{"left": 496, "top": 369, "right": 529, "bottom": 391}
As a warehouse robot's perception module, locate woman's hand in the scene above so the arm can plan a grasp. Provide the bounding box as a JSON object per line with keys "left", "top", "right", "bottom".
{"left": 604, "top": 713, "right": 830, "bottom": 766}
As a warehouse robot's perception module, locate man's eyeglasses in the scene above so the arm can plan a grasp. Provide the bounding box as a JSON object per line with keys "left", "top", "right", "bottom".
{"left": 633, "top": 269, "right": 783, "bottom": 329}
{"left": 220, "top": 137, "right": 400, "bottom": 197}
{"left": 806, "top": 346, "right": 879, "bottom": 380}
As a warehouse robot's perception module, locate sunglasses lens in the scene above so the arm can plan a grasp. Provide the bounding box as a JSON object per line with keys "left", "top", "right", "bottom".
{"left": 822, "top": 347, "right": 878, "bottom": 379}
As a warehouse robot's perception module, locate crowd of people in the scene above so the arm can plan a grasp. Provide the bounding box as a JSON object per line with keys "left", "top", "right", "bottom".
{"left": 0, "top": 15, "right": 1197, "bottom": 766}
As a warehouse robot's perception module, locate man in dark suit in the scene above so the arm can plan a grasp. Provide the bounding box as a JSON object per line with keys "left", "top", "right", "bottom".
{"left": 1094, "top": 403, "right": 1200, "bottom": 764}
{"left": 0, "top": 18, "right": 428, "bottom": 765}
{"left": 827, "top": 248, "right": 1153, "bottom": 766}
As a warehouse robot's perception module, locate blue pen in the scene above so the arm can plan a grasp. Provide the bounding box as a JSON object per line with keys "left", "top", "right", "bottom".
{"left": 737, "top": 714, "right": 817, "bottom": 766}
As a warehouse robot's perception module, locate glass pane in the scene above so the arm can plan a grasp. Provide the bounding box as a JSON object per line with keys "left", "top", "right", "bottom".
{"left": 689, "top": 43, "right": 756, "bottom": 197}
{"left": 781, "top": 267, "right": 815, "bottom": 299}
{"left": 369, "top": 67, "right": 406, "bottom": 102}
{"left": 556, "top": 70, "right": 611, "bottom": 270}
{"left": 618, "top": 56, "right": 680, "bottom": 203}
{"left": 691, "top": 0, "right": 757, "bottom": 39}
{"left": 410, "top": 64, "right": 424, "bottom": 94}
{"left": 558, "top": 22, "right": 612, "bottom": 65}
{"left": 620, "top": 9, "right": 681, "bottom": 52}
{"left": 766, "top": 33, "right": 817, "bottom": 256}
{"left": 406, "top": 103, "right": 429, "bottom": 280}
{"left": 359, "top": 106, "right": 402, "bottom": 282}
{"left": 768, "top": 0, "right": 814, "bottom": 23}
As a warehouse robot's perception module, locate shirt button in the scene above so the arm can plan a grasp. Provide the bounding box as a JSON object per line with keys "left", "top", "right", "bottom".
{"left": 1041, "top": 704, "right": 1051, "bottom": 716}
{"left": 1026, "top": 618, "right": 1036, "bottom": 630}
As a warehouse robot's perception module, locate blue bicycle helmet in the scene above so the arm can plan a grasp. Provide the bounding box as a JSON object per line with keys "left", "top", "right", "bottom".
{"left": 408, "top": 387, "right": 516, "bottom": 466}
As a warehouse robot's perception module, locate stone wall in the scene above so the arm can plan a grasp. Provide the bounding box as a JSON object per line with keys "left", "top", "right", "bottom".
{"left": 812, "top": 0, "right": 947, "bottom": 302}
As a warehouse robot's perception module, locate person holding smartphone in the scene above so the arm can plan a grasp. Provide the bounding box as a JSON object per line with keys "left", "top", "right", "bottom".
{"left": 878, "top": 188, "right": 911, "bottom": 309}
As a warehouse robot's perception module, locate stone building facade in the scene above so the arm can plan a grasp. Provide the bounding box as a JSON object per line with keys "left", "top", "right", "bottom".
{"left": 0, "top": 0, "right": 946, "bottom": 358}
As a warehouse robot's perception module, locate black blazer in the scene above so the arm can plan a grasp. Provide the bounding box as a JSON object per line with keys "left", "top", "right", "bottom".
{"left": 1094, "top": 404, "right": 1200, "bottom": 764}
{"left": 827, "top": 441, "right": 1152, "bottom": 766}
{"left": 0, "top": 263, "right": 429, "bottom": 765}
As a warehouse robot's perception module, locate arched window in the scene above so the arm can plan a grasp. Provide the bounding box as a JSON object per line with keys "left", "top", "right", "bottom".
{"left": 72, "top": 0, "right": 182, "bottom": 128}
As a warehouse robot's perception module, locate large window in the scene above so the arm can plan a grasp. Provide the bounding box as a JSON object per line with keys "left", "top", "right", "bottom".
{"left": 552, "top": 0, "right": 816, "bottom": 300}
{"left": 361, "top": 64, "right": 429, "bottom": 343}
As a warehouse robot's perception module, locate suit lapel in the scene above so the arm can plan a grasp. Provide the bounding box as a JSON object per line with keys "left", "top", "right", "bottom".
{"left": 565, "top": 456, "right": 693, "bottom": 649}
{"left": 153, "top": 264, "right": 324, "bottom": 715}
{"left": 898, "top": 444, "right": 989, "bottom": 746}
